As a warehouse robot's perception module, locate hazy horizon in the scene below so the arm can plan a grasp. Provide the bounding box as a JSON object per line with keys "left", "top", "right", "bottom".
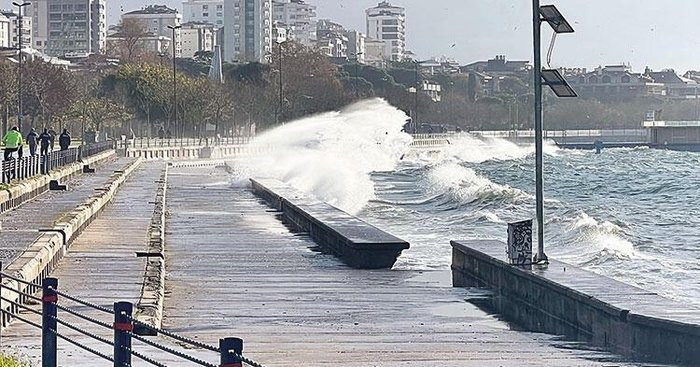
{"left": 2, "top": 0, "right": 699, "bottom": 72}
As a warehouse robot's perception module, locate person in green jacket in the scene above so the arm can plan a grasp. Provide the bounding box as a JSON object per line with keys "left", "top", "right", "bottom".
{"left": 3, "top": 127, "right": 24, "bottom": 161}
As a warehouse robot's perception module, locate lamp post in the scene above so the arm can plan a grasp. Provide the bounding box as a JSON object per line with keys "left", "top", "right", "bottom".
{"left": 414, "top": 60, "right": 421, "bottom": 126}
{"left": 351, "top": 52, "right": 364, "bottom": 98}
{"left": 12, "top": 1, "right": 30, "bottom": 131}
{"left": 167, "top": 24, "right": 181, "bottom": 141}
{"left": 532, "top": 2, "right": 576, "bottom": 264}
{"left": 276, "top": 40, "right": 284, "bottom": 125}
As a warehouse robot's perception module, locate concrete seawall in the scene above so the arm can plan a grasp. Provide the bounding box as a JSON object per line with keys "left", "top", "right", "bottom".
{"left": 250, "top": 178, "right": 409, "bottom": 269}
{"left": 451, "top": 240, "right": 700, "bottom": 366}
{"left": 0, "top": 159, "right": 143, "bottom": 327}
{"left": 0, "top": 150, "right": 115, "bottom": 214}
{"left": 134, "top": 166, "right": 167, "bottom": 334}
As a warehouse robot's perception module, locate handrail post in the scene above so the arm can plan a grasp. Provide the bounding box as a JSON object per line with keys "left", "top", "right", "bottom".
{"left": 220, "top": 337, "right": 243, "bottom": 367}
{"left": 42, "top": 277, "right": 58, "bottom": 367}
{"left": 113, "top": 302, "right": 133, "bottom": 367}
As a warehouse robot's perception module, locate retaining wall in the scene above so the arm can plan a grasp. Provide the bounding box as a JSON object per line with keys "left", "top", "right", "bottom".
{"left": 250, "top": 178, "right": 409, "bottom": 269}
{"left": 0, "top": 159, "right": 143, "bottom": 328}
{"left": 122, "top": 145, "right": 270, "bottom": 160}
{"left": 0, "top": 150, "right": 116, "bottom": 215}
{"left": 451, "top": 240, "right": 700, "bottom": 366}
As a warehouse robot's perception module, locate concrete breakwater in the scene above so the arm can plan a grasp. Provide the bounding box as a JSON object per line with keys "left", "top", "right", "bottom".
{"left": 250, "top": 178, "right": 409, "bottom": 269}
{"left": 451, "top": 240, "right": 700, "bottom": 366}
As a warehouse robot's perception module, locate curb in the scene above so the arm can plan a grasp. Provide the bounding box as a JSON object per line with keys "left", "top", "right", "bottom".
{"left": 133, "top": 166, "right": 168, "bottom": 333}
{"left": 0, "top": 158, "right": 144, "bottom": 328}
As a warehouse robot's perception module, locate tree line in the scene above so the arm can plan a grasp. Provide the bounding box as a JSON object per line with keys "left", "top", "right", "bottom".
{"left": 4, "top": 28, "right": 699, "bottom": 139}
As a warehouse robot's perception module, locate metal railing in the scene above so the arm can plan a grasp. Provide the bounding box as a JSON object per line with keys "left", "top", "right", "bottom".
{"left": 470, "top": 129, "right": 648, "bottom": 139}
{"left": 0, "top": 271, "right": 267, "bottom": 367}
{"left": 1, "top": 141, "right": 115, "bottom": 185}
{"left": 118, "top": 137, "right": 252, "bottom": 150}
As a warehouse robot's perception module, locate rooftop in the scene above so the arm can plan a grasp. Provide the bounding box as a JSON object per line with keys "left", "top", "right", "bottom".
{"left": 124, "top": 5, "right": 178, "bottom": 15}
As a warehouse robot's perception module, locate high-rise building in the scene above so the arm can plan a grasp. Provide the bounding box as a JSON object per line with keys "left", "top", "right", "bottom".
{"left": 182, "top": 0, "right": 224, "bottom": 28}
{"left": 1, "top": 10, "right": 32, "bottom": 50}
{"left": 122, "top": 5, "right": 182, "bottom": 57}
{"left": 272, "top": 0, "right": 315, "bottom": 47}
{"left": 0, "top": 13, "right": 11, "bottom": 48}
{"left": 180, "top": 21, "right": 217, "bottom": 58}
{"left": 26, "top": 0, "right": 106, "bottom": 58}
{"left": 26, "top": 1, "right": 47, "bottom": 52}
{"left": 223, "top": 0, "right": 272, "bottom": 63}
{"left": 365, "top": 1, "right": 405, "bottom": 62}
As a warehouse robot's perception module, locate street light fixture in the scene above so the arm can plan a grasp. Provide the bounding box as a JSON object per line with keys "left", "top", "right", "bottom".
{"left": 12, "top": 1, "right": 30, "bottom": 131}
{"left": 531, "top": 2, "right": 575, "bottom": 264}
{"left": 167, "top": 24, "right": 181, "bottom": 140}
{"left": 541, "top": 68, "right": 577, "bottom": 98}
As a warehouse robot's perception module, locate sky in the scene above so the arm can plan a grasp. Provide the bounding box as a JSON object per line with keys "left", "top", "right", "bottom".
{"left": 3, "top": 0, "right": 700, "bottom": 72}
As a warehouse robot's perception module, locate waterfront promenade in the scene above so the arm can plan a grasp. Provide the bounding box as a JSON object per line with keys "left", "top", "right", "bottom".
{"left": 0, "top": 160, "right": 671, "bottom": 366}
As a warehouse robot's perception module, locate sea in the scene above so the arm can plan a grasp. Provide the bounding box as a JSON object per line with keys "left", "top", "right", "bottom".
{"left": 236, "top": 98, "right": 700, "bottom": 308}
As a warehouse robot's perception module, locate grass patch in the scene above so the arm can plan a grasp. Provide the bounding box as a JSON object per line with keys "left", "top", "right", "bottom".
{"left": 0, "top": 355, "right": 25, "bottom": 367}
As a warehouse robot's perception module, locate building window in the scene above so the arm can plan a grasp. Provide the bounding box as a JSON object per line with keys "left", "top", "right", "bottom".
{"left": 202, "top": 5, "right": 208, "bottom": 10}
{"left": 589, "top": 76, "right": 598, "bottom": 83}
{"left": 602, "top": 75, "right": 611, "bottom": 83}
{"left": 203, "top": 12, "right": 208, "bottom": 16}
{"left": 621, "top": 75, "right": 631, "bottom": 83}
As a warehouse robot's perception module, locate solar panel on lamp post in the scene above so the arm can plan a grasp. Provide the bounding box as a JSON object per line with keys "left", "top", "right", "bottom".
{"left": 532, "top": 2, "right": 576, "bottom": 265}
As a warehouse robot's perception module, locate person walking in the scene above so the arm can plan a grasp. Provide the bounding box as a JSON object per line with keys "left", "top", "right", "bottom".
{"left": 39, "top": 129, "right": 52, "bottom": 156}
{"left": 2, "top": 127, "right": 24, "bottom": 161}
{"left": 158, "top": 126, "right": 165, "bottom": 139}
{"left": 48, "top": 127, "right": 57, "bottom": 150}
{"left": 26, "top": 128, "right": 38, "bottom": 156}
{"left": 59, "top": 129, "right": 71, "bottom": 151}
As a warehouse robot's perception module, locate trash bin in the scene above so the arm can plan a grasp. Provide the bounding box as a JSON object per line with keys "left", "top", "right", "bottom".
{"left": 507, "top": 219, "right": 533, "bottom": 265}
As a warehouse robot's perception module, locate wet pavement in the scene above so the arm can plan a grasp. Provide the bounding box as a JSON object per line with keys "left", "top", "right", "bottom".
{"left": 1, "top": 163, "right": 164, "bottom": 366}
{"left": 0, "top": 157, "right": 134, "bottom": 266}
{"left": 0, "top": 163, "right": 671, "bottom": 366}
{"left": 158, "top": 166, "right": 651, "bottom": 367}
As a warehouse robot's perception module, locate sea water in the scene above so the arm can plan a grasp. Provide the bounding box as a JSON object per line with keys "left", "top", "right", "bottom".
{"left": 236, "top": 98, "right": 700, "bottom": 308}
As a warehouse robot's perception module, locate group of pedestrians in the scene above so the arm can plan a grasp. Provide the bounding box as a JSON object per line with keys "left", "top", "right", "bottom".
{"left": 2, "top": 126, "right": 72, "bottom": 161}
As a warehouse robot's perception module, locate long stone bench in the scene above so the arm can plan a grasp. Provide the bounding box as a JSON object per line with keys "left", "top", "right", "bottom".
{"left": 451, "top": 239, "right": 700, "bottom": 366}
{"left": 251, "top": 178, "right": 409, "bottom": 269}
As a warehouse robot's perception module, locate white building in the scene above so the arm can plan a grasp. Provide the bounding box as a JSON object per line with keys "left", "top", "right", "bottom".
{"left": 272, "top": 0, "right": 316, "bottom": 47}
{"left": 316, "top": 19, "right": 347, "bottom": 58}
{"left": 365, "top": 1, "right": 405, "bottom": 62}
{"left": 272, "top": 21, "right": 287, "bottom": 43}
{"left": 364, "top": 37, "right": 386, "bottom": 68}
{"left": 180, "top": 21, "right": 216, "bottom": 58}
{"left": 26, "top": 0, "right": 106, "bottom": 58}
{"left": 346, "top": 30, "right": 365, "bottom": 63}
{"left": 223, "top": 0, "right": 272, "bottom": 63}
{"left": 1, "top": 10, "right": 32, "bottom": 50}
{"left": 106, "top": 32, "right": 171, "bottom": 55}
{"left": 0, "top": 13, "right": 9, "bottom": 48}
{"left": 182, "top": 0, "right": 224, "bottom": 28}
{"left": 123, "top": 5, "right": 183, "bottom": 57}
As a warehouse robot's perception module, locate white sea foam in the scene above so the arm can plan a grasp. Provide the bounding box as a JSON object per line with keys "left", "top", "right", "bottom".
{"left": 564, "top": 212, "right": 637, "bottom": 259}
{"left": 424, "top": 162, "right": 529, "bottom": 205}
{"left": 238, "top": 98, "right": 412, "bottom": 214}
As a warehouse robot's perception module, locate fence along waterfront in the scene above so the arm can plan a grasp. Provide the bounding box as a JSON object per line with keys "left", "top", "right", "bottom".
{"left": 1, "top": 141, "right": 115, "bottom": 184}
{"left": 0, "top": 269, "right": 267, "bottom": 367}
